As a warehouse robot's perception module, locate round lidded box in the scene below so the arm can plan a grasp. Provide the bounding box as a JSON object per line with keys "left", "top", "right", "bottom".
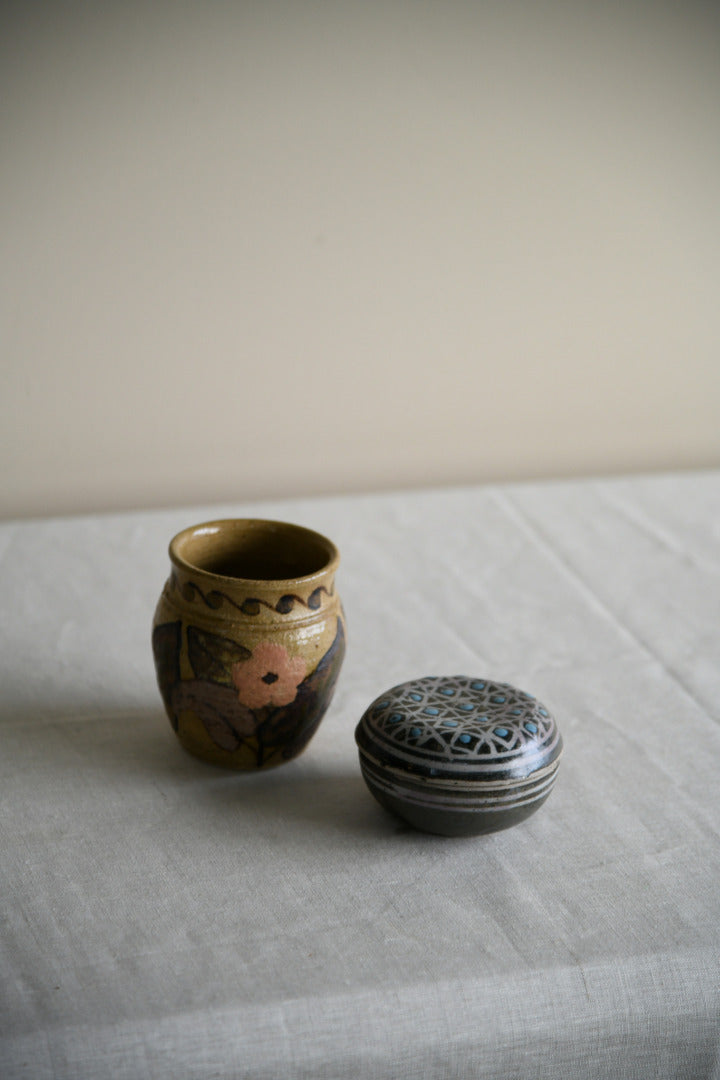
{"left": 355, "top": 676, "right": 562, "bottom": 836}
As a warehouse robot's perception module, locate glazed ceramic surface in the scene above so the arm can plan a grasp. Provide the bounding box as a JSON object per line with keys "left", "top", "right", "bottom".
{"left": 153, "top": 519, "right": 345, "bottom": 769}
{"left": 355, "top": 676, "right": 562, "bottom": 836}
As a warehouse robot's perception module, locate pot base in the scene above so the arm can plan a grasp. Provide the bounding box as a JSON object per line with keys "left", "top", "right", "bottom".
{"left": 361, "top": 769, "right": 552, "bottom": 836}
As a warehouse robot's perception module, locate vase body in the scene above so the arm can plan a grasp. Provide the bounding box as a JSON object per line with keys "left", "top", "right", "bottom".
{"left": 152, "top": 519, "right": 345, "bottom": 769}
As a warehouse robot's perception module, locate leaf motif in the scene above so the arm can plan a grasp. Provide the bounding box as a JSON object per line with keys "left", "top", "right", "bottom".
{"left": 199, "top": 712, "right": 242, "bottom": 752}
{"left": 187, "top": 626, "right": 251, "bottom": 686}
{"left": 152, "top": 621, "right": 182, "bottom": 724}
{"left": 171, "top": 679, "right": 258, "bottom": 750}
{"left": 297, "top": 614, "right": 346, "bottom": 711}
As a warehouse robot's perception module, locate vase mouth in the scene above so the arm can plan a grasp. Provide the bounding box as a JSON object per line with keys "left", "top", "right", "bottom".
{"left": 169, "top": 518, "right": 339, "bottom": 586}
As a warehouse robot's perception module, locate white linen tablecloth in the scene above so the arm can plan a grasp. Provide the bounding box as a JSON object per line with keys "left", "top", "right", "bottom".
{"left": 2, "top": 472, "right": 719, "bottom": 1078}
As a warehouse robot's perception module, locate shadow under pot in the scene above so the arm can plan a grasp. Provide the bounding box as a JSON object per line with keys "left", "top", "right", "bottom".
{"left": 152, "top": 518, "right": 346, "bottom": 769}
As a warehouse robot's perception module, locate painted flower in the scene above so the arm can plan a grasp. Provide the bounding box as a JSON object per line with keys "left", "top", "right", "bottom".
{"left": 231, "top": 641, "right": 307, "bottom": 709}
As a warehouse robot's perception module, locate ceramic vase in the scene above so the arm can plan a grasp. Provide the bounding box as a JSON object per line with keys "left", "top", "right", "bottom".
{"left": 152, "top": 519, "right": 345, "bottom": 769}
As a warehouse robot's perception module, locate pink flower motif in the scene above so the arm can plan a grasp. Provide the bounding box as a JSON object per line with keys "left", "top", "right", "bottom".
{"left": 231, "top": 641, "right": 307, "bottom": 709}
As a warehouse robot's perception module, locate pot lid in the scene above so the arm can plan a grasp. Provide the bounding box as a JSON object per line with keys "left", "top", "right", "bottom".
{"left": 355, "top": 675, "right": 562, "bottom": 783}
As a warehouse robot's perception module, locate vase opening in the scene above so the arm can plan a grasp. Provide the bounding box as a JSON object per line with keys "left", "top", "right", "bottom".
{"left": 170, "top": 519, "right": 337, "bottom": 583}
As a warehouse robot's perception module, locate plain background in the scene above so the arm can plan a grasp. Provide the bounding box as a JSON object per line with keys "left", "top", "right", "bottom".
{"left": 2, "top": 0, "right": 719, "bottom": 520}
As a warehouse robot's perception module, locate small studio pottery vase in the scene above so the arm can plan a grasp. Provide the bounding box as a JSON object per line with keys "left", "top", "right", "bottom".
{"left": 152, "top": 519, "right": 345, "bottom": 769}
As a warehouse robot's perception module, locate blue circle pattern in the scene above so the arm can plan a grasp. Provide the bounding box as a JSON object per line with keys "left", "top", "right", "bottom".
{"left": 366, "top": 676, "right": 556, "bottom": 762}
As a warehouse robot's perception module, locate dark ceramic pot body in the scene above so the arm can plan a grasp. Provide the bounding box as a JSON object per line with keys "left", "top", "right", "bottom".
{"left": 153, "top": 519, "right": 345, "bottom": 769}
{"left": 356, "top": 676, "right": 562, "bottom": 836}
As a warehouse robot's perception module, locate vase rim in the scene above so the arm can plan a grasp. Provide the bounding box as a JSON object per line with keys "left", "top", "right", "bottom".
{"left": 168, "top": 517, "right": 340, "bottom": 588}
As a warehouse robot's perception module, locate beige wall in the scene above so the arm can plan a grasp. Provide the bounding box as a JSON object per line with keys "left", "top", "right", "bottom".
{"left": 2, "top": 1, "right": 719, "bottom": 519}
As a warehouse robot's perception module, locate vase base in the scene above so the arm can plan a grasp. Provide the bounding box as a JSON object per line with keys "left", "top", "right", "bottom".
{"left": 171, "top": 712, "right": 307, "bottom": 771}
